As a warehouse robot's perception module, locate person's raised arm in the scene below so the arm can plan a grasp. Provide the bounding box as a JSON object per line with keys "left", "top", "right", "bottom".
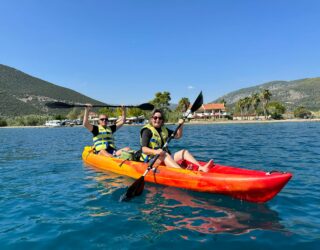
{"left": 174, "top": 119, "right": 184, "bottom": 139}
{"left": 83, "top": 104, "right": 93, "bottom": 132}
{"left": 116, "top": 105, "right": 126, "bottom": 130}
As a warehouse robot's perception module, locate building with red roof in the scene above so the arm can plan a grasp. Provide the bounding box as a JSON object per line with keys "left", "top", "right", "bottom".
{"left": 192, "top": 103, "right": 227, "bottom": 119}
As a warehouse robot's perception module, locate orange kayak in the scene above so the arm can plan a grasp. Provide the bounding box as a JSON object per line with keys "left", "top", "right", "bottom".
{"left": 82, "top": 146, "right": 292, "bottom": 203}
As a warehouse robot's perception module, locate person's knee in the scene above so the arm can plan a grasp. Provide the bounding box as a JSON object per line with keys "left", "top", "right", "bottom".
{"left": 181, "top": 149, "right": 188, "bottom": 160}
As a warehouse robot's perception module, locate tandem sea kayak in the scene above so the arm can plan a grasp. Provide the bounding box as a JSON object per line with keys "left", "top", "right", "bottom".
{"left": 82, "top": 146, "right": 292, "bottom": 203}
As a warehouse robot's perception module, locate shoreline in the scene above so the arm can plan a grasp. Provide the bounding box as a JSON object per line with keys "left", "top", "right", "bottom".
{"left": 186, "top": 118, "right": 320, "bottom": 125}
{"left": 0, "top": 118, "right": 319, "bottom": 129}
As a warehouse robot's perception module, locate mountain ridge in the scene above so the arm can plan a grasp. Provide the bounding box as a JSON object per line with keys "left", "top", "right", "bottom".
{"left": 0, "top": 64, "right": 105, "bottom": 116}
{"left": 1, "top": 64, "right": 319, "bottom": 117}
{"left": 213, "top": 77, "right": 320, "bottom": 111}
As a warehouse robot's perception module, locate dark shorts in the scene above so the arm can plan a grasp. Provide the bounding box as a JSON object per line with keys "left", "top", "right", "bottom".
{"left": 95, "top": 147, "right": 116, "bottom": 155}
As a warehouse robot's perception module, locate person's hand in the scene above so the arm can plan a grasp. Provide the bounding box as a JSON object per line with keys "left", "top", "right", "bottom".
{"left": 85, "top": 103, "right": 92, "bottom": 110}
{"left": 121, "top": 105, "right": 126, "bottom": 113}
{"left": 155, "top": 149, "right": 166, "bottom": 157}
{"left": 178, "top": 118, "right": 184, "bottom": 125}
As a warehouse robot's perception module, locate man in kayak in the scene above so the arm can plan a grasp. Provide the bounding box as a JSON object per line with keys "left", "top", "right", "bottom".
{"left": 83, "top": 104, "right": 130, "bottom": 157}
{"left": 140, "top": 109, "right": 214, "bottom": 172}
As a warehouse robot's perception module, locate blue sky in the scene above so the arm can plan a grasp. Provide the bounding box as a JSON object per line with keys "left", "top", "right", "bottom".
{"left": 1, "top": 0, "right": 319, "bottom": 104}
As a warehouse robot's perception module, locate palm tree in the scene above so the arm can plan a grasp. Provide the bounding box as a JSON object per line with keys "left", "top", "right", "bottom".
{"left": 176, "top": 97, "right": 191, "bottom": 112}
{"left": 243, "top": 97, "right": 252, "bottom": 119}
{"left": 260, "top": 89, "right": 272, "bottom": 119}
{"left": 221, "top": 98, "right": 227, "bottom": 107}
{"left": 251, "top": 93, "right": 261, "bottom": 118}
{"left": 237, "top": 98, "right": 246, "bottom": 120}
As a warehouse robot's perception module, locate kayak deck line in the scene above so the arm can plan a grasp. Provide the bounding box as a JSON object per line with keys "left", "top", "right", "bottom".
{"left": 82, "top": 146, "right": 292, "bottom": 203}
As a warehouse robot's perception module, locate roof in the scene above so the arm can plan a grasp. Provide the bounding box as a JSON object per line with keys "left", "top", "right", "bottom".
{"left": 193, "top": 103, "right": 225, "bottom": 111}
{"left": 203, "top": 103, "right": 225, "bottom": 110}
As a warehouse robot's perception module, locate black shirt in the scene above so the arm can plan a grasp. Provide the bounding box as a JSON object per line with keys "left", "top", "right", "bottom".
{"left": 92, "top": 124, "right": 116, "bottom": 137}
{"left": 92, "top": 125, "right": 117, "bottom": 151}
{"left": 141, "top": 126, "right": 174, "bottom": 147}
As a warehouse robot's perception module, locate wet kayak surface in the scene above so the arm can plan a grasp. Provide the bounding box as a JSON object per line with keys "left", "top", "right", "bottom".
{"left": 0, "top": 122, "right": 319, "bottom": 249}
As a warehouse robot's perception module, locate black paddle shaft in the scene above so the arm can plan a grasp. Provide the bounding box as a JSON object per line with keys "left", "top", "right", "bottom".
{"left": 144, "top": 91, "right": 203, "bottom": 174}
{"left": 45, "top": 101, "right": 154, "bottom": 111}
{"left": 120, "top": 91, "right": 203, "bottom": 201}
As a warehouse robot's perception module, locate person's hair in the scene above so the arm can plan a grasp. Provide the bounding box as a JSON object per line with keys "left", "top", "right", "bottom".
{"left": 150, "top": 109, "right": 166, "bottom": 123}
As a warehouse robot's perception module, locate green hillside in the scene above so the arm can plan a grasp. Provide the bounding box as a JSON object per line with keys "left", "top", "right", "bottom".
{"left": 214, "top": 78, "right": 320, "bottom": 111}
{"left": 0, "top": 64, "right": 105, "bottom": 116}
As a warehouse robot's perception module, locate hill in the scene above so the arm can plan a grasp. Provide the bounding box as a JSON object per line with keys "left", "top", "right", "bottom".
{"left": 213, "top": 78, "right": 320, "bottom": 111}
{"left": 0, "top": 64, "right": 105, "bottom": 116}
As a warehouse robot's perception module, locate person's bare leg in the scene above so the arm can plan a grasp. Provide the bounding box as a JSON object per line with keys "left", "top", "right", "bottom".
{"left": 174, "top": 149, "right": 214, "bottom": 172}
{"left": 163, "top": 152, "right": 182, "bottom": 169}
{"left": 99, "top": 149, "right": 113, "bottom": 157}
{"left": 148, "top": 152, "right": 181, "bottom": 169}
{"left": 198, "top": 160, "right": 214, "bottom": 172}
{"left": 115, "top": 147, "right": 131, "bottom": 156}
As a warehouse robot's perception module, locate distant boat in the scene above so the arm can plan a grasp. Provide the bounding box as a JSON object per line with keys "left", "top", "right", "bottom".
{"left": 45, "top": 120, "right": 62, "bottom": 127}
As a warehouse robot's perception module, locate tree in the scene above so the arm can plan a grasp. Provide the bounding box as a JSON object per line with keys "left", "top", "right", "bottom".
{"left": 114, "top": 107, "right": 123, "bottom": 117}
{"left": 67, "top": 108, "right": 80, "bottom": 120}
{"left": 221, "top": 99, "right": 226, "bottom": 106}
{"left": 251, "top": 93, "right": 261, "bottom": 117}
{"left": 98, "top": 107, "right": 116, "bottom": 117}
{"left": 236, "top": 98, "right": 246, "bottom": 119}
{"left": 127, "top": 107, "right": 143, "bottom": 117}
{"left": 260, "top": 89, "right": 272, "bottom": 118}
{"left": 0, "top": 117, "right": 7, "bottom": 127}
{"left": 294, "top": 106, "right": 312, "bottom": 119}
{"left": 267, "top": 101, "right": 286, "bottom": 119}
{"left": 243, "top": 97, "right": 252, "bottom": 118}
{"left": 54, "top": 114, "right": 66, "bottom": 120}
{"left": 151, "top": 91, "right": 171, "bottom": 111}
{"left": 176, "top": 97, "right": 190, "bottom": 112}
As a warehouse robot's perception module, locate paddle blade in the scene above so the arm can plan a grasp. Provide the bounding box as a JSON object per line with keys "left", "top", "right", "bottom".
{"left": 45, "top": 102, "right": 76, "bottom": 109}
{"left": 190, "top": 91, "right": 203, "bottom": 113}
{"left": 136, "top": 103, "right": 154, "bottom": 111}
{"left": 119, "top": 176, "right": 145, "bottom": 202}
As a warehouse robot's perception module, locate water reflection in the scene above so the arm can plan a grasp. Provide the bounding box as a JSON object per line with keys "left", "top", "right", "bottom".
{"left": 141, "top": 186, "right": 286, "bottom": 235}
{"left": 86, "top": 165, "right": 286, "bottom": 235}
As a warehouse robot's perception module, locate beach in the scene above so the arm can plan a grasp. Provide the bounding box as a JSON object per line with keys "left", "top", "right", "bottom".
{"left": 188, "top": 118, "right": 320, "bottom": 125}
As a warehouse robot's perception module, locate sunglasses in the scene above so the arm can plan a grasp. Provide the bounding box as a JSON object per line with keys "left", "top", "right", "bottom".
{"left": 152, "top": 116, "right": 163, "bottom": 121}
{"left": 100, "top": 118, "right": 108, "bottom": 121}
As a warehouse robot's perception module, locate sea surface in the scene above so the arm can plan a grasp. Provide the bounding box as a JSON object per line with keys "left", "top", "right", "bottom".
{"left": 0, "top": 122, "right": 319, "bottom": 249}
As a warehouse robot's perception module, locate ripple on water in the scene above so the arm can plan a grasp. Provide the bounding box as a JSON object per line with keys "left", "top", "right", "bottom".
{"left": 0, "top": 124, "right": 320, "bottom": 249}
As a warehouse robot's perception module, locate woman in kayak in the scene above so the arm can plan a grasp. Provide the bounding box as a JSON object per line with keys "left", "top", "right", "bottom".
{"left": 140, "top": 109, "right": 214, "bottom": 172}
{"left": 83, "top": 104, "right": 130, "bottom": 157}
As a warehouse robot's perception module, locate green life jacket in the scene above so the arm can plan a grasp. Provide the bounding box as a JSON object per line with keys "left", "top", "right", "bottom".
{"left": 93, "top": 125, "right": 115, "bottom": 152}
{"left": 140, "top": 124, "right": 169, "bottom": 161}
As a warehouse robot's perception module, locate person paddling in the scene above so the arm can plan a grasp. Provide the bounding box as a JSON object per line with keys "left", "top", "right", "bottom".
{"left": 84, "top": 104, "right": 130, "bottom": 157}
{"left": 140, "top": 109, "right": 214, "bottom": 172}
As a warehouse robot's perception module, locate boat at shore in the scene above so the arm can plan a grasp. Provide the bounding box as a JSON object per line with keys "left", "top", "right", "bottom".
{"left": 45, "top": 120, "right": 62, "bottom": 127}
{"left": 82, "top": 146, "right": 292, "bottom": 203}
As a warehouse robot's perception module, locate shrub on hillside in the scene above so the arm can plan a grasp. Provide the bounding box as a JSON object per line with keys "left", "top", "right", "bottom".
{"left": 294, "top": 107, "right": 312, "bottom": 119}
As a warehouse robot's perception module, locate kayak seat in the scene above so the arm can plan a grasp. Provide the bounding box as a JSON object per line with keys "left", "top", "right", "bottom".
{"left": 119, "top": 149, "right": 143, "bottom": 162}
{"left": 178, "top": 160, "right": 199, "bottom": 171}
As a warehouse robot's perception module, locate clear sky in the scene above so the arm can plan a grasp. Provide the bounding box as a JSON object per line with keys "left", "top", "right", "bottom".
{"left": 1, "top": 0, "right": 319, "bottom": 104}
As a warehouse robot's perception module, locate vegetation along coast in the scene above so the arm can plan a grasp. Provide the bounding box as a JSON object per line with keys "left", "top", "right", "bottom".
{"left": 0, "top": 64, "right": 319, "bottom": 127}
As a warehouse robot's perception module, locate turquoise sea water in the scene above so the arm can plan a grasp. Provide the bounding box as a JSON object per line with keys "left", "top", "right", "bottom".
{"left": 0, "top": 122, "right": 319, "bottom": 249}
